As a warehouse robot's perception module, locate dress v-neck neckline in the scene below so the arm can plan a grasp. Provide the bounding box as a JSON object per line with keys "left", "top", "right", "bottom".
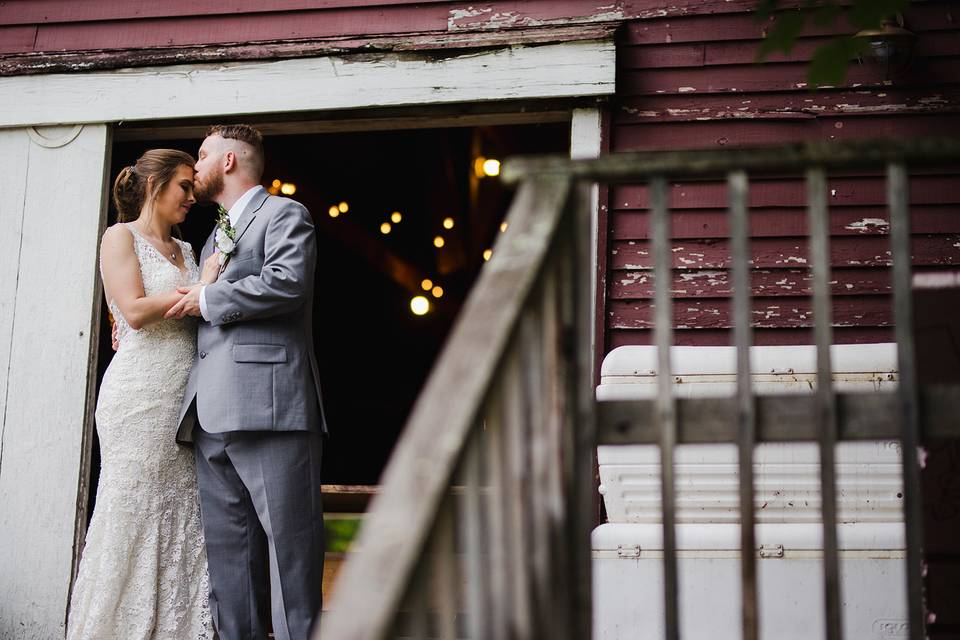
{"left": 126, "top": 223, "right": 188, "bottom": 275}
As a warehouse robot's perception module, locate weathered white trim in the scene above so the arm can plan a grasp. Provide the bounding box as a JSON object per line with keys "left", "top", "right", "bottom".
{"left": 0, "top": 39, "right": 615, "bottom": 129}
{"left": 0, "top": 124, "right": 109, "bottom": 639}
{"left": 570, "top": 107, "right": 603, "bottom": 362}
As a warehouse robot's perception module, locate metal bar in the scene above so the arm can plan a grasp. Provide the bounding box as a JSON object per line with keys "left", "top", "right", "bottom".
{"left": 484, "top": 387, "right": 509, "bottom": 640}
{"left": 501, "top": 137, "right": 960, "bottom": 184}
{"left": 729, "top": 170, "right": 758, "bottom": 640}
{"left": 458, "top": 429, "right": 486, "bottom": 640}
{"left": 431, "top": 503, "right": 458, "bottom": 640}
{"left": 807, "top": 167, "right": 842, "bottom": 640}
{"left": 651, "top": 175, "right": 680, "bottom": 640}
{"left": 889, "top": 161, "right": 926, "bottom": 640}
{"left": 596, "top": 386, "right": 960, "bottom": 445}
{"left": 561, "top": 180, "right": 599, "bottom": 640}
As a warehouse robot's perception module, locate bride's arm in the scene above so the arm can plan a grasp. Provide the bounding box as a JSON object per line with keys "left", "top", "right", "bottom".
{"left": 100, "top": 225, "right": 185, "bottom": 330}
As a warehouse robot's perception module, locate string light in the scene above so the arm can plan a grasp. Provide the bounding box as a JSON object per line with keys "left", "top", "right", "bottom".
{"left": 443, "top": 217, "right": 455, "bottom": 230}
{"left": 500, "top": 221, "right": 509, "bottom": 232}
{"left": 433, "top": 236, "right": 445, "bottom": 248}
{"left": 380, "top": 222, "right": 392, "bottom": 234}
{"left": 280, "top": 183, "right": 297, "bottom": 195}
{"left": 391, "top": 211, "right": 403, "bottom": 223}
{"left": 328, "top": 206, "right": 340, "bottom": 218}
{"left": 431, "top": 286, "right": 444, "bottom": 298}
{"left": 338, "top": 201, "right": 349, "bottom": 213}
{"left": 483, "top": 249, "right": 493, "bottom": 261}
{"left": 271, "top": 179, "right": 282, "bottom": 188}
{"left": 421, "top": 279, "right": 433, "bottom": 291}
{"left": 482, "top": 159, "right": 501, "bottom": 177}
{"left": 410, "top": 296, "right": 430, "bottom": 316}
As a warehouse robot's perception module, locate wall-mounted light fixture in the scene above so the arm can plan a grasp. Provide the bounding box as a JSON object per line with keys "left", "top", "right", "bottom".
{"left": 854, "top": 14, "right": 917, "bottom": 79}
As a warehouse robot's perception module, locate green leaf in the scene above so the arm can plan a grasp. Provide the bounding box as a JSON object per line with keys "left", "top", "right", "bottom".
{"left": 807, "top": 36, "right": 869, "bottom": 87}
{"left": 757, "top": 10, "right": 806, "bottom": 61}
{"left": 811, "top": 2, "right": 841, "bottom": 28}
{"left": 754, "top": 0, "right": 781, "bottom": 21}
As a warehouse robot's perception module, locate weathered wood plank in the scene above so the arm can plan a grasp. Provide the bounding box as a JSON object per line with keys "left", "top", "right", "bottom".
{"left": 614, "top": 88, "right": 960, "bottom": 124}
{"left": 610, "top": 326, "right": 900, "bottom": 347}
{"left": 607, "top": 295, "right": 893, "bottom": 330}
{"left": 619, "top": 57, "right": 960, "bottom": 96}
{"left": 0, "top": 39, "right": 615, "bottom": 127}
{"left": 609, "top": 236, "right": 960, "bottom": 270}
{"left": 0, "top": 0, "right": 453, "bottom": 24}
{"left": 610, "top": 267, "right": 894, "bottom": 299}
{"left": 596, "top": 385, "right": 960, "bottom": 445}
{"left": 612, "top": 114, "right": 960, "bottom": 151}
{"left": 621, "top": 4, "right": 957, "bottom": 46}
{"left": 610, "top": 175, "right": 960, "bottom": 210}
{"left": 0, "top": 123, "right": 109, "bottom": 639}
{"left": 611, "top": 205, "right": 960, "bottom": 240}
{"left": 618, "top": 31, "right": 960, "bottom": 70}
{"left": 607, "top": 325, "right": 895, "bottom": 348}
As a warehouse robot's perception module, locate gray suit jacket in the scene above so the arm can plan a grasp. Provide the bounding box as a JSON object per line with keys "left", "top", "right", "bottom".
{"left": 176, "top": 189, "right": 327, "bottom": 443}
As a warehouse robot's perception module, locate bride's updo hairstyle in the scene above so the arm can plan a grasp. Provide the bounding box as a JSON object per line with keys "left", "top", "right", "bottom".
{"left": 113, "top": 149, "right": 196, "bottom": 222}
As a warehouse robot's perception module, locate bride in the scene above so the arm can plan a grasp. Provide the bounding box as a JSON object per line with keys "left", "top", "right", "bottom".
{"left": 67, "top": 149, "right": 220, "bottom": 639}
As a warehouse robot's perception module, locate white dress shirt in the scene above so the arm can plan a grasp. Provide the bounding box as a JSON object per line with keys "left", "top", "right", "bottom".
{"left": 199, "top": 185, "right": 265, "bottom": 320}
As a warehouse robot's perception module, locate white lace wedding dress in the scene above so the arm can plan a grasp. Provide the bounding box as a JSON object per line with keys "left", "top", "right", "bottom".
{"left": 67, "top": 224, "right": 213, "bottom": 640}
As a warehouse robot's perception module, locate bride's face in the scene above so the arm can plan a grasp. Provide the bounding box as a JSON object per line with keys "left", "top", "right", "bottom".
{"left": 154, "top": 164, "right": 196, "bottom": 225}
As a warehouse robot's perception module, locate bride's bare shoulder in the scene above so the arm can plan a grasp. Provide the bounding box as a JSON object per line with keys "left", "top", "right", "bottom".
{"left": 101, "top": 223, "right": 136, "bottom": 256}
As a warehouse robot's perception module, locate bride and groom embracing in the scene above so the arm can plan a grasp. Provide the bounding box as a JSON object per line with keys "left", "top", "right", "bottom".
{"left": 67, "top": 124, "right": 327, "bottom": 640}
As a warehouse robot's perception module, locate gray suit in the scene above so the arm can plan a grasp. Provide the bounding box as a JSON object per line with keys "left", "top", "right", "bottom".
{"left": 177, "top": 189, "right": 326, "bottom": 640}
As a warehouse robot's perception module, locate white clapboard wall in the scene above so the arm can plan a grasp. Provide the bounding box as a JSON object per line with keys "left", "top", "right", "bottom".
{"left": 0, "top": 124, "right": 108, "bottom": 640}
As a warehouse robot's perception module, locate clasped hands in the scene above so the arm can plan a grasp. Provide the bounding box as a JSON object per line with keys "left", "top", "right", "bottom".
{"left": 165, "top": 252, "right": 222, "bottom": 320}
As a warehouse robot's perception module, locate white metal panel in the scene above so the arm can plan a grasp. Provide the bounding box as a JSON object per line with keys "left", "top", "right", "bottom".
{"left": 0, "top": 40, "right": 615, "bottom": 128}
{"left": 0, "top": 124, "right": 108, "bottom": 639}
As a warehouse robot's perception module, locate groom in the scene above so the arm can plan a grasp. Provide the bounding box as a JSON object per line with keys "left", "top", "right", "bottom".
{"left": 168, "top": 124, "right": 327, "bottom": 640}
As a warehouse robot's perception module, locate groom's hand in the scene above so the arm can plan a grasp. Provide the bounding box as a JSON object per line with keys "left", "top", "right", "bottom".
{"left": 166, "top": 284, "right": 204, "bottom": 319}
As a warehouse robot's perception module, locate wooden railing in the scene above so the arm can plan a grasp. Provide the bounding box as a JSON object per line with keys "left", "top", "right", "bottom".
{"left": 319, "top": 138, "right": 960, "bottom": 640}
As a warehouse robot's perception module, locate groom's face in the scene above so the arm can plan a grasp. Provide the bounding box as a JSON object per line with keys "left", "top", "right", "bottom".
{"left": 194, "top": 135, "right": 225, "bottom": 205}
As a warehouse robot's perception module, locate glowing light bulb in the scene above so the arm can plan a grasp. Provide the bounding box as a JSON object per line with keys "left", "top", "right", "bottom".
{"left": 328, "top": 206, "right": 340, "bottom": 218}
{"left": 391, "top": 211, "right": 402, "bottom": 223}
{"left": 474, "top": 157, "right": 487, "bottom": 179}
{"left": 271, "top": 179, "right": 282, "bottom": 188}
{"left": 482, "top": 159, "right": 501, "bottom": 177}
{"left": 410, "top": 296, "right": 430, "bottom": 316}
{"left": 421, "top": 279, "right": 433, "bottom": 291}
{"left": 431, "top": 286, "right": 444, "bottom": 298}
{"left": 500, "top": 221, "right": 509, "bottom": 233}
{"left": 380, "top": 222, "right": 392, "bottom": 234}
{"left": 338, "top": 201, "right": 349, "bottom": 213}
{"left": 433, "top": 236, "right": 445, "bottom": 248}
{"left": 280, "top": 182, "right": 297, "bottom": 195}
{"left": 443, "top": 217, "right": 455, "bottom": 230}
{"left": 483, "top": 249, "right": 493, "bottom": 261}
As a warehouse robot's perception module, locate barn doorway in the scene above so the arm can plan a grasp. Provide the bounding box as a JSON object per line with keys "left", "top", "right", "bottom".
{"left": 89, "top": 119, "right": 571, "bottom": 527}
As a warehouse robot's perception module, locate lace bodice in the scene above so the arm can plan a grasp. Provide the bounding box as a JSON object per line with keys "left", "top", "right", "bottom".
{"left": 106, "top": 224, "right": 201, "bottom": 345}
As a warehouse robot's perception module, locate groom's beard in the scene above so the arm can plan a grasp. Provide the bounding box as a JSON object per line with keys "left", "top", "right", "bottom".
{"left": 194, "top": 168, "right": 224, "bottom": 205}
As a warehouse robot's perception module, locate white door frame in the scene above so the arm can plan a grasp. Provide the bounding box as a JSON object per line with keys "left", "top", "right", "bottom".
{"left": 0, "top": 38, "right": 613, "bottom": 637}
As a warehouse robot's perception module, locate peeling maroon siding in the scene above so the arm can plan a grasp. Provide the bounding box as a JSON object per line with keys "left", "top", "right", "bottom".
{"left": 607, "top": 1, "right": 960, "bottom": 350}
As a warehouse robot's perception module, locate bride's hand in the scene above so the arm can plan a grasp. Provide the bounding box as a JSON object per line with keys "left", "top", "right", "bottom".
{"left": 200, "top": 252, "right": 221, "bottom": 285}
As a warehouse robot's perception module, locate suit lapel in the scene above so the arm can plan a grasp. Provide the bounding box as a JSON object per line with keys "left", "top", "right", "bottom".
{"left": 232, "top": 188, "right": 269, "bottom": 247}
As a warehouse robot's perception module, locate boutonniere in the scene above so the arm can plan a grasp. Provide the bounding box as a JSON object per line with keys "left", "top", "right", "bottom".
{"left": 214, "top": 204, "right": 237, "bottom": 265}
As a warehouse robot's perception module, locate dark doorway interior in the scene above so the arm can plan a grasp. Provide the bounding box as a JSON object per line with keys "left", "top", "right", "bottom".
{"left": 90, "top": 120, "right": 569, "bottom": 519}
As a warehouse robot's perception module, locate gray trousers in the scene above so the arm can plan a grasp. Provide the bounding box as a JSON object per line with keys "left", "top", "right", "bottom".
{"left": 193, "top": 417, "right": 325, "bottom": 640}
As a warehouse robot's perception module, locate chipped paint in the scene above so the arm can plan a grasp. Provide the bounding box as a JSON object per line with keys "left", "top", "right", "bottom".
{"left": 448, "top": 3, "right": 626, "bottom": 30}
{"left": 844, "top": 218, "right": 890, "bottom": 233}
{"left": 678, "top": 86, "right": 696, "bottom": 93}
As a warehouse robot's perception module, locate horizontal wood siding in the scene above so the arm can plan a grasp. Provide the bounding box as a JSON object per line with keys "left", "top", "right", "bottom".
{"left": 607, "top": 1, "right": 960, "bottom": 350}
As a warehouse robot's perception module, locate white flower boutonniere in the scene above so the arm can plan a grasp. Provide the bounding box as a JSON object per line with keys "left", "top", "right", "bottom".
{"left": 215, "top": 205, "right": 237, "bottom": 265}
